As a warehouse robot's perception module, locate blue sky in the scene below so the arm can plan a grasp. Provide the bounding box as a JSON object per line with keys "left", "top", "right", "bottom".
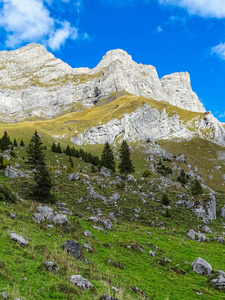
{"left": 0, "top": 0, "right": 225, "bottom": 121}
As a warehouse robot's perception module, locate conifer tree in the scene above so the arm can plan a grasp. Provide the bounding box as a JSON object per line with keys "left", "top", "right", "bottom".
{"left": 118, "top": 140, "right": 135, "bottom": 174}
{"left": 51, "top": 142, "right": 57, "bottom": 152}
{"left": 13, "top": 139, "right": 18, "bottom": 147}
{"left": 65, "top": 145, "right": 71, "bottom": 156}
{"left": 56, "top": 143, "right": 62, "bottom": 154}
{"left": 26, "top": 131, "right": 44, "bottom": 167}
{"left": 33, "top": 163, "right": 53, "bottom": 200}
{"left": 20, "top": 139, "right": 25, "bottom": 146}
{"left": 101, "top": 142, "right": 116, "bottom": 172}
{"left": 0, "top": 131, "right": 12, "bottom": 151}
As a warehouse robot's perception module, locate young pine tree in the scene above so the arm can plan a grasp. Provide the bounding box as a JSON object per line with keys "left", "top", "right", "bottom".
{"left": 118, "top": 140, "right": 135, "bottom": 174}
{"left": 33, "top": 163, "right": 53, "bottom": 201}
{"left": 13, "top": 139, "right": 18, "bottom": 147}
{"left": 101, "top": 142, "right": 116, "bottom": 172}
{"left": 20, "top": 139, "right": 25, "bottom": 146}
{"left": 26, "top": 131, "right": 45, "bottom": 167}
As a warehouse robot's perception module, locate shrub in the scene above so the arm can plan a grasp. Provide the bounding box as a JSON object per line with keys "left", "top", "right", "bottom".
{"left": 190, "top": 179, "right": 203, "bottom": 195}
{"left": 0, "top": 185, "right": 16, "bottom": 203}
{"left": 142, "top": 169, "right": 152, "bottom": 178}
{"left": 162, "top": 193, "right": 170, "bottom": 205}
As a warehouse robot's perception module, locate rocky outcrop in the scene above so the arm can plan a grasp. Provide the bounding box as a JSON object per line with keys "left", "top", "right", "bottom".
{"left": 71, "top": 103, "right": 225, "bottom": 146}
{"left": 0, "top": 44, "right": 205, "bottom": 122}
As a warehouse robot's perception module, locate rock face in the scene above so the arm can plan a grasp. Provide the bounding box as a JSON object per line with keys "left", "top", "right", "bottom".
{"left": 71, "top": 103, "right": 225, "bottom": 147}
{"left": 0, "top": 43, "right": 205, "bottom": 122}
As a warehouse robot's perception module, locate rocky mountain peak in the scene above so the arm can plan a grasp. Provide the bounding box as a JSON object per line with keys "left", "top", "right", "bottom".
{"left": 95, "top": 49, "right": 133, "bottom": 70}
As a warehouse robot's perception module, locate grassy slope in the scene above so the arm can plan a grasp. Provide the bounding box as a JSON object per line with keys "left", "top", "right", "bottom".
{"left": 0, "top": 145, "right": 225, "bottom": 299}
{"left": 0, "top": 95, "right": 205, "bottom": 145}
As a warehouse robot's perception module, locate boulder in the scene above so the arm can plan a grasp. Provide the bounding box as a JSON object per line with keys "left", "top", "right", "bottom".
{"left": 32, "top": 213, "right": 45, "bottom": 224}
{"left": 126, "top": 174, "right": 136, "bottom": 182}
{"left": 83, "top": 230, "right": 92, "bottom": 237}
{"left": 62, "top": 240, "right": 82, "bottom": 259}
{"left": 37, "top": 206, "right": 54, "bottom": 218}
{"left": 191, "top": 257, "right": 212, "bottom": 276}
{"left": 109, "top": 193, "right": 120, "bottom": 202}
{"left": 69, "top": 275, "right": 93, "bottom": 289}
{"left": 187, "top": 230, "right": 206, "bottom": 242}
{"left": 102, "top": 219, "right": 113, "bottom": 230}
{"left": 210, "top": 270, "right": 225, "bottom": 290}
{"left": 68, "top": 173, "right": 80, "bottom": 181}
{"left": 83, "top": 243, "right": 93, "bottom": 253}
{"left": 9, "top": 232, "right": 28, "bottom": 246}
{"left": 1, "top": 292, "right": 7, "bottom": 299}
{"left": 201, "top": 225, "right": 212, "bottom": 234}
{"left": 5, "top": 167, "right": 29, "bottom": 178}
{"left": 52, "top": 214, "right": 69, "bottom": 225}
{"left": 221, "top": 205, "right": 225, "bottom": 219}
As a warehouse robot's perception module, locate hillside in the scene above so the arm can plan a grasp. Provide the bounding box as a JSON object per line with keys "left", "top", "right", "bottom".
{"left": 0, "top": 130, "right": 225, "bottom": 299}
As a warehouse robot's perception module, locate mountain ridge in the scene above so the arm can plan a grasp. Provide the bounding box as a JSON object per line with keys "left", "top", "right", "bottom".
{"left": 0, "top": 43, "right": 205, "bottom": 123}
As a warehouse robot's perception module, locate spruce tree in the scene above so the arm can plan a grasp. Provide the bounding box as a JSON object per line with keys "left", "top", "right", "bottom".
{"left": 118, "top": 140, "right": 135, "bottom": 174}
{"left": 51, "top": 142, "right": 57, "bottom": 153}
{"left": 65, "top": 145, "right": 71, "bottom": 156}
{"left": 101, "top": 142, "right": 116, "bottom": 172}
{"left": 0, "top": 131, "right": 12, "bottom": 151}
{"left": 33, "top": 163, "right": 53, "bottom": 200}
{"left": 26, "top": 131, "right": 44, "bottom": 167}
{"left": 13, "top": 139, "right": 18, "bottom": 147}
{"left": 68, "top": 156, "right": 74, "bottom": 168}
{"left": 56, "top": 143, "right": 62, "bottom": 154}
{"left": 20, "top": 139, "right": 25, "bottom": 146}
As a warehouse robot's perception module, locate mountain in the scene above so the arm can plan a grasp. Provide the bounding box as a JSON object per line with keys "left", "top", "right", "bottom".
{"left": 0, "top": 43, "right": 205, "bottom": 122}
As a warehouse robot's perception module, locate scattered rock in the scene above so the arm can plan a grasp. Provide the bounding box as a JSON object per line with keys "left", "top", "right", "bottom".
{"left": 191, "top": 257, "right": 212, "bottom": 276}
{"left": 68, "top": 173, "right": 80, "bottom": 181}
{"left": 83, "top": 230, "right": 92, "bottom": 237}
{"left": 126, "top": 175, "right": 136, "bottom": 182}
{"left": 100, "top": 166, "right": 112, "bottom": 177}
{"left": 9, "top": 231, "right": 28, "bottom": 246}
{"left": 62, "top": 240, "right": 82, "bottom": 259}
{"left": 32, "top": 213, "right": 45, "bottom": 224}
{"left": 69, "top": 275, "right": 93, "bottom": 290}
{"left": 52, "top": 214, "right": 70, "bottom": 225}
{"left": 187, "top": 230, "right": 206, "bottom": 242}
{"left": 201, "top": 225, "right": 212, "bottom": 234}
{"left": 210, "top": 270, "right": 225, "bottom": 290}
{"left": 43, "top": 261, "right": 60, "bottom": 272}
{"left": 5, "top": 167, "right": 29, "bottom": 178}
{"left": 108, "top": 259, "right": 124, "bottom": 269}
{"left": 83, "top": 243, "right": 93, "bottom": 253}
{"left": 100, "top": 295, "right": 118, "bottom": 300}
{"left": 9, "top": 212, "right": 16, "bottom": 219}
{"left": 1, "top": 292, "right": 7, "bottom": 299}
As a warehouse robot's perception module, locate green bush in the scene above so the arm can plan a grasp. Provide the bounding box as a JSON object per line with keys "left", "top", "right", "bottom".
{"left": 0, "top": 185, "right": 16, "bottom": 203}
{"left": 142, "top": 169, "right": 152, "bottom": 178}
{"left": 162, "top": 193, "right": 170, "bottom": 206}
{"left": 190, "top": 179, "right": 203, "bottom": 195}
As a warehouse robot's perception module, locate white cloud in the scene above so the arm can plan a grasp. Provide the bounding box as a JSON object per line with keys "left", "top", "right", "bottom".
{"left": 219, "top": 111, "right": 225, "bottom": 118}
{"left": 211, "top": 43, "right": 225, "bottom": 60}
{"left": 0, "top": 0, "right": 81, "bottom": 50}
{"left": 158, "top": 0, "right": 225, "bottom": 19}
{"left": 152, "top": 25, "right": 163, "bottom": 34}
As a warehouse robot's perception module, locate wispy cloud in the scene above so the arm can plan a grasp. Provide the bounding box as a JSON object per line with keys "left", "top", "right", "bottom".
{"left": 219, "top": 111, "right": 225, "bottom": 118}
{"left": 0, "top": 0, "right": 85, "bottom": 51}
{"left": 211, "top": 43, "right": 225, "bottom": 60}
{"left": 153, "top": 26, "right": 163, "bottom": 34}
{"left": 158, "top": 0, "right": 225, "bottom": 19}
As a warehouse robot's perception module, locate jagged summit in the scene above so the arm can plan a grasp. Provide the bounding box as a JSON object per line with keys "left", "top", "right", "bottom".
{"left": 0, "top": 43, "right": 206, "bottom": 122}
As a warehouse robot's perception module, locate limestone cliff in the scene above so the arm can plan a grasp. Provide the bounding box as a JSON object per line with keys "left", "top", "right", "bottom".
{"left": 0, "top": 44, "right": 205, "bottom": 122}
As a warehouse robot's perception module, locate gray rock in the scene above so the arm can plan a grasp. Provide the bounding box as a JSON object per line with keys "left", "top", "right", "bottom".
{"left": 191, "top": 257, "right": 212, "bottom": 276}
{"left": 62, "top": 240, "right": 82, "bottom": 259}
{"left": 32, "top": 213, "right": 45, "bottom": 224}
{"left": 211, "top": 271, "right": 225, "bottom": 289}
{"left": 37, "top": 206, "right": 54, "bottom": 218}
{"left": 217, "top": 237, "right": 224, "bottom": 243}
{"left": 4, "top": 167, "right": 29, "bottom": 178}
{"left": 68, "top": 173, "right": 80, "bottom": 181}
{"left": 69, "top": 275, "right": 93, "bottom": 289}
{"left": 83, "top": 230, "right": 92, "bottom": 237}
{"left": 88, "top": 216, "right": 101, "bottom": 223}
{"left": 83, "top": 243, "right": 93, "bottom": 253}
{"left": 58, "top": 207, "right": 72, "bottom": 215}
{"left": 202, "top": 225, "right": 212, "bottom": 234}
{"left": 100, "top": 166, "right": 112, "bottom": 177}
{"left": 102, "top": 219, "right": 113, "bottom": 231}
{"left": 43, "top": 261, "right": 60, "bottom": 272}
{"left": 100, "top": 294, "right": 118, "bottom": 300}
{"left": 9, "top": 232, "right": 28, "bottom": 246}
{"left": 187, "top": 230, "right": 206, "bottom": 242}
{"left": 9, "top": 212, "right": 16, "bottom": 219}
{"left": 92, "top": 225, "right": 104, "bottom": 231}
{"left": 109, "top": 193, "right": 120, "bottom": 202}
{"left": 149, "top": 250, "right": 156, "bottom": 257}
{"left": 1, "top": 292, "right": 7, "bottom": 299}
{"left": 52, "top": 214, "right": 69, "bottom": 225}
{"left": 126, "top": 174, "right": 136, "bottom": 182}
